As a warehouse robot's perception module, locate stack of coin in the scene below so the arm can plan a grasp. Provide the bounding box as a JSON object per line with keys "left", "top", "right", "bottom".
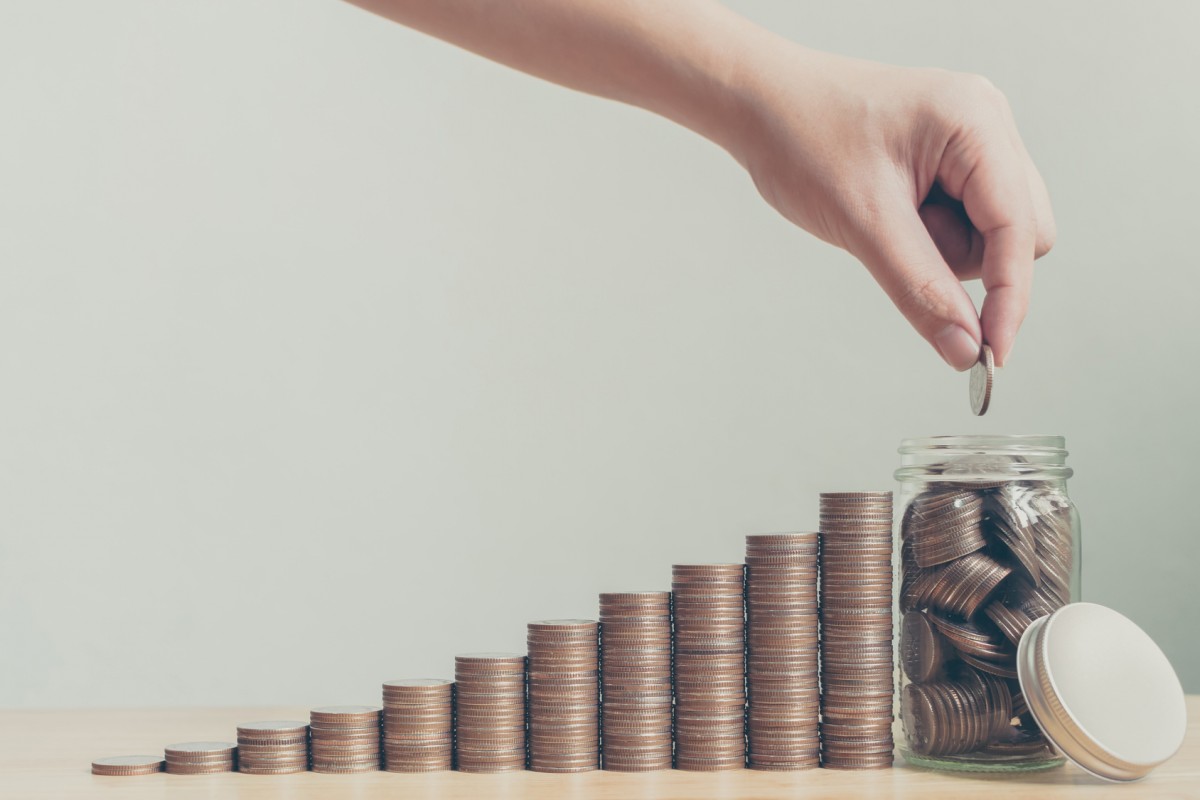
{"left": 745, "top": 533, "right": 820, "bottom": 770}
{"left": 901, "top": 669, "right": 1013, "bottom": 757}
{"left": 453, "top": 652, "right": 527, "bottom": 773}
{"left": 899, "top": 479, "right": 1073, "bottom": 758}
{"left": 598, "top": 592, "right": 673, "bottom": 771}
{"left": 527, "top": 619, "right": 600, "bottom": 773}
{"left": 236, "top": 721, "right": 309, "bottom": 774}
{"left": 163, "top": 741, "right": 237, "bottom": 774}
{"left": 671, "top": 563, "right": 746, "bottom": 771}
{"left": 381, "top": 679, "right": 454, "bottom": 772}
{"left": 818, "top": 492, "right": 895, "bottom": 769}
{"left": 308, "top": 706, "right": 381, "bottom": 773}
{"left": 91, "top": 755, "right": 164, "bottom": 776}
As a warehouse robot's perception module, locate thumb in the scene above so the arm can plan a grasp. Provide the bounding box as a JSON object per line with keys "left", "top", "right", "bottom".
{"left": 853, "top": 200, "right": 983, "bottom": 371}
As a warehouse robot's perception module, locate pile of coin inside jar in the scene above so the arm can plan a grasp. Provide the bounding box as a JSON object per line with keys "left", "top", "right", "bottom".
{"left": 900, "top": 480, "right": 1073, "bottom": 759}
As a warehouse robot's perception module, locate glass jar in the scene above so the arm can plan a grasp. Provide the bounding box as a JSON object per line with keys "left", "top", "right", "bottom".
{"left": 894, "top": 435, "right": 1081, "bottom": 772}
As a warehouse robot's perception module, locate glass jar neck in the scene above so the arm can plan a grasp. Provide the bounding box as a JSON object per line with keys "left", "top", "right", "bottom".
{"left": 895, "top": 435, "right": 1072, "bottom": 483}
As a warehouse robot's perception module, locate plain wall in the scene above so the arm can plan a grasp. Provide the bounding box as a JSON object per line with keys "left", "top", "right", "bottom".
{"left": 2, "top": 0, "right": 1197, "bottom": 707}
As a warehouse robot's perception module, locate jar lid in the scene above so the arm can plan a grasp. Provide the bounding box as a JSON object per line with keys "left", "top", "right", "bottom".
{"left": 1016, "top": 602, "right": 1187, "bottom": 782}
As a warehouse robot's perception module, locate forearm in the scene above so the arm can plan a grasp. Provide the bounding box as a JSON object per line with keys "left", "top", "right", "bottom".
{"left": 341, "top": 0, "right": 775, "bottom": 155}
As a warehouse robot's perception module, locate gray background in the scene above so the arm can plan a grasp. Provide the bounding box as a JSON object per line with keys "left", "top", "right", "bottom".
{"left": 2, "top": 0, "right": 1197, "bottom": 707}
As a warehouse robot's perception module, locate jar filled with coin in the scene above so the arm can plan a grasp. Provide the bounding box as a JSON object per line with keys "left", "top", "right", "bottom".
{"left": 895, "top": 435, "right": 1081, "bottom": 772}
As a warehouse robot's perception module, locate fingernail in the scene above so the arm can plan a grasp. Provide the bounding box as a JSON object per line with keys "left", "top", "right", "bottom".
{"left": 934, "top": 324, "right": 981, "bottom": 371}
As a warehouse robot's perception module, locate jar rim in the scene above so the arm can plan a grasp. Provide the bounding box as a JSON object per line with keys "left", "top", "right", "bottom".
{"left": 899, "top": 434, "right": 1066, "bottom": 455}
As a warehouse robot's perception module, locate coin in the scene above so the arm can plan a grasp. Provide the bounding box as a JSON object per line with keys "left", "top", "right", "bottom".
{"left": 969, "top": 343, "right": 994, "bottom": 415}
{"left": 307, "top": 707, "right": 379, "bottom": 774}
{"left": 745, "top": 533, "right": 819, "bottom": 770}
{"left": 453, "top": 652, "right": 527, "bottom": 773}
{"left": 819, "top": 493, "right": 894, "bottom": 770}
{"left": 235, "top": 720, "right": 308, "bottom": 774}
{"left": 380, "top": 678, "right": 452, "bottom": 773}
{"left": 91, "top": 755, "right": 164, "bottom": 776}
{"left": 899, "top": 476, "right": 1074, "bottom": 759}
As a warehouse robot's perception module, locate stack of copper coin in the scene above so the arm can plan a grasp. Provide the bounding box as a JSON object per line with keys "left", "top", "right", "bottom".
{"left": 527, "top": 619, "right": 600, "bottom": 773}
{"left": 308, "top": 706, "right": 381, "bottom": 773}
{"left": 899, "top": 480, "right": 1073, "bottom": 758}
{"left": 381, "top": 679, "right": 454, "bottom": 772}
{"left": 598, "top": 592, "right": 673, "bottom": 771}
{"left": 163, "top": 741, "right": 237, "bottom": 774}
{"left": 235, "top": 721, "right": 309, "bottom": 774}
{"left": 818, "top": 492, "right": 895, "bottom": 769}
{"left": 745, "top": 533, "right": 820, "bottom": 770}
{"left": 453, "top": 652, "right": 528, "bottom": 773}
{"left": 901, "top": 669, "right": 1013, "bottom": 756}
{"left": 672, "top": 563, "right": 747, "bottom": 771}
{"left": 91, "top": 755, "right": 164, "bottom": 776}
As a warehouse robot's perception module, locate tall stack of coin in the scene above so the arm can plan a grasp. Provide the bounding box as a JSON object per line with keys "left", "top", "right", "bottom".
{"left": 527, "top": 619, "right": 600, "bottom": 773}
{"left": 163, "top": 741, "right": 237, "bottom": 774}
{"left": 91, "top": 755, "right": 164, "bottom": 776}
{"left": 818, "top": 492, "right": 895, "bottom": 769}
{"left": 381, "top": 679, "right": 454, "bottom": 772}
{"left": 453, "top": 652, "right": 528, "bottom": 773}
{"left": 236, "top": 721, "right": 309, "bottom": 774}
{"left": 598, "top": 592, "right": 673, "bottom": 771}
{"left": 308, "top": 706, "right": 381, "bottom": 773}
{"left": 671, "top": 563, "right": 747, "bottom": 771}
{"left": 899, "top": 480, "right": 1072, "bottom": 758}
{"left": 745, "top": 533, "right": 820, "bottom": 770}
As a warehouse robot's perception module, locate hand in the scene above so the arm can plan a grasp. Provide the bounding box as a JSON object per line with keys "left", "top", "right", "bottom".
{"left": 725, "top": 45, "right": 1055, "bottom": 369}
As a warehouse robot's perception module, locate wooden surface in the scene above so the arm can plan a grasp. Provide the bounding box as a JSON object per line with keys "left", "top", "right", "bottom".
{"left": 2, "top": 698, "right": 1198, "bottom": 799}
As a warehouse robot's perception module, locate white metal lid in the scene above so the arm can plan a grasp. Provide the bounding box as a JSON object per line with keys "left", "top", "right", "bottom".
{"left": 1016, "top": 602, "right": 1187, "bottom": 782}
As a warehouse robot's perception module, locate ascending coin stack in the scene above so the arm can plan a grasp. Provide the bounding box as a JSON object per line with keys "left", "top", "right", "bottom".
{"left": 163, "top": 741, "right": 237, "bottom": 774}
{"left": 381, "top": 679, "right": 454, "bottom": 772}
{"left": 236, "top": 721, "right": 309, "bottom": 774}
{"left": 527, "top": 619, "right": 601, "bottom": 772}
{"left": 453, "top": 653, "right": 528, "bottom": 772}
{"left": 745, "top": 533, "right": 820, "bottom": 770}
{"left": 308, "top": 706, "right": 381, "bottom": 773}
{"left": 671, "top": 563, "right": 747, "bottom": 771}
{"left": 818, "top": 492, "right": 895, "bottom": 769}
{"left": 598, "top": 592, "right": 674, "bottom": 771}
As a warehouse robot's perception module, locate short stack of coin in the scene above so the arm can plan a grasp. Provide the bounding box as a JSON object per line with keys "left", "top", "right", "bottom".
{"left": 672, "top": 563, "right": 747, "bottom": 771}
{"left": 745, "top": 533, "right": 820, "bottom": 770}
{"left": 163, "top": 741, "right": 237, "bottom": 774}
{"left": 598, "top": 592, "right": 673, "bottom": 771}
{"left": 381, "top": 679, "right": 454, "bottom": 772}
{"left": 309, "top": 706, "right": 381, "bottom": 773}
{"left": 91, "top": 755, "right": 164, "bottom": 776}
{"left": 453, "top": 652, "right": 528, "bottom": 773}
{"left": 818, "top": 492, "right": 895, "bottom": 769}
{"left": 527, "top": 619, "right": 600, "bottom": 773}
{"left": 899, "top": 479, "right": 1072, "bottom": 758}
{"left": 236, "top": 721, "right": 309, "bottom": 774}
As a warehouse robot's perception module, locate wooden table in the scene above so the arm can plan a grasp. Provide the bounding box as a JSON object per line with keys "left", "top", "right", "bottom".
{"left": 3, "top": 698, "right": 1198, "bottom": 798}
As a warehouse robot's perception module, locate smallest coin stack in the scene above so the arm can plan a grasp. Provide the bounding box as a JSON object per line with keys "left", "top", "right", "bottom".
{"left": 91, "top": 755, "right": 164, "bottom": 776}
{"left": 236, "top": 721, "right": 309, "bottom": 774}
{"left": 818, "top": 492, "right": 895, "bottom": 770}
{"left": 309, "top": 706, "right": 382, "bottom": 773}
{"left": 163, "top": 742, "right": 237, "bottom": 774}
{"left": 382, "top": 679, "right": 454, "bottom": 772}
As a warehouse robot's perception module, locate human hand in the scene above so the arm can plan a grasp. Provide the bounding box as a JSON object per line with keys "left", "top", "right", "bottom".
{"left": 725, "top": 44, "right": 1055, "bottom": 369}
